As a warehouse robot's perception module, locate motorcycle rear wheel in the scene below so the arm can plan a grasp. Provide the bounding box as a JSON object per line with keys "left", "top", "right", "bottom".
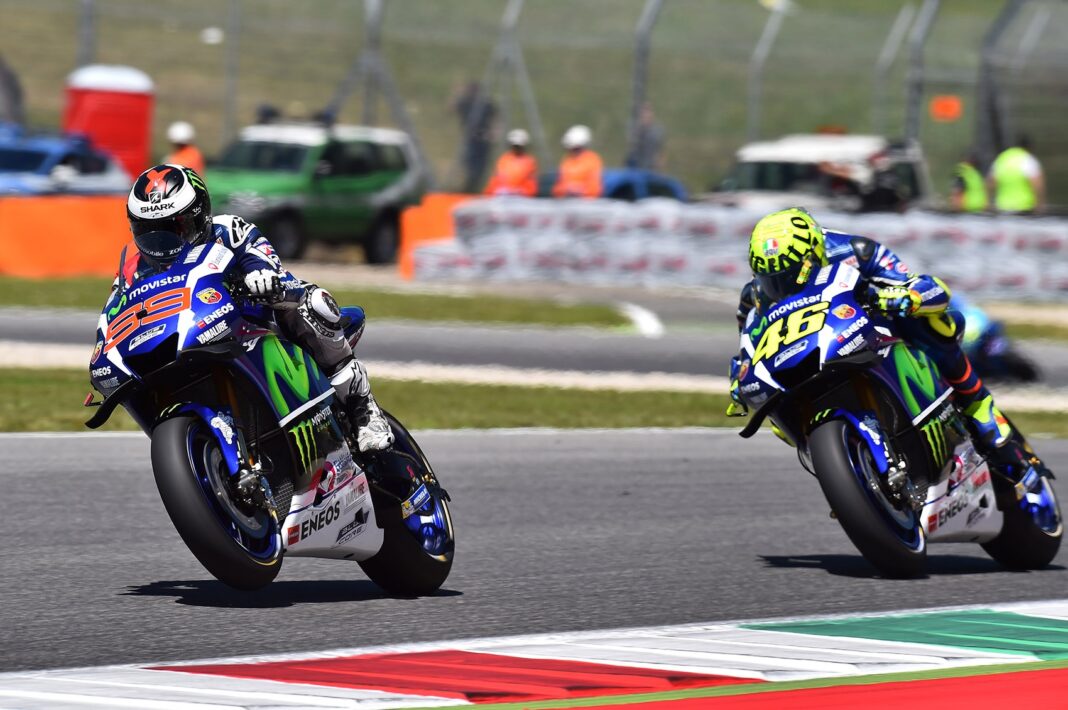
{"left": 152, "top": 415, "right": 282, "bottom": 590}
{"left": 358, "top": 412, "right": 454, "bottom": 595}
{"left": 982, "top": 474, "right": 1062, "bottom": 569}
{"left": 811, "top": 420, "right": 927, "bottom": 578}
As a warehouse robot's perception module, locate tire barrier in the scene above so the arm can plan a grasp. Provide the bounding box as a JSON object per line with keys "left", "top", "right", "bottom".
{"left": 412, "top": 197, "right": 1068, "bottom": 300}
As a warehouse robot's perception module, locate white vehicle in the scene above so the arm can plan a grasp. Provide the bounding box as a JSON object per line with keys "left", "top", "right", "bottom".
{"left": 707, "top": 134, "right": 933, "bottom": 213}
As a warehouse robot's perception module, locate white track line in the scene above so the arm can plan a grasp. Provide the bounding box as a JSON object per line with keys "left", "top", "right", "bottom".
{"left": 617, "top": 301, "right": 665, "bottom": 338}
{"left": 4, "top": 600, "right": 1068, "bottom": 709}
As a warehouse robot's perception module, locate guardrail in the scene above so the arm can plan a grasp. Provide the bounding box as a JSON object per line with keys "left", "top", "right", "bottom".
{"left": 413, "top": 197, "right": 1068, "bottom": 300}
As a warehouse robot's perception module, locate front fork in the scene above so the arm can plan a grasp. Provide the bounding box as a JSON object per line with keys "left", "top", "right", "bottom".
{"left": 155, "top": 389, "right": 278, "bottom": 518}
{"left": 809, "top": 408, "right": 920, "bottom": 510}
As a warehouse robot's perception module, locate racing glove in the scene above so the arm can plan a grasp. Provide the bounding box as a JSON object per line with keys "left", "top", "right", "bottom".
{"left": 726, "top": 357, "right": 748, "bottom": 417}
{"left": 244, "top": 269, "right": 283, "bottom": 297}
{"left": 873, "top": 285, "right": 920, "bottom": 318}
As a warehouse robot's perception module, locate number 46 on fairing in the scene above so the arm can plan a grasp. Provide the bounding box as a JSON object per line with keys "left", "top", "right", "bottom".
{"left": 752, "top": 302, "right": 829, "bottom": 363}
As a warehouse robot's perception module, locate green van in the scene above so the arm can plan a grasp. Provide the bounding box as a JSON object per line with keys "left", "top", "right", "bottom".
{"left": 206, "top": 122, "right": 427, "bottom": 263}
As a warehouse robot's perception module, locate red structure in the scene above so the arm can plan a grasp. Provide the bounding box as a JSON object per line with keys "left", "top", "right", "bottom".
{"left": 63, "top": 65, "right": 154, "bottom": 180}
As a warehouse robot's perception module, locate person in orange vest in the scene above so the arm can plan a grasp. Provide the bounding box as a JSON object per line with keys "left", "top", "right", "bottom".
{"left": 552, "top": 124, "right": 603, "bottom": 198}
{"left": 484, "top": 129, "right": 538, "bottom": 197}
{"left": 164, "top": 121, "right": 206, "bottom": 176}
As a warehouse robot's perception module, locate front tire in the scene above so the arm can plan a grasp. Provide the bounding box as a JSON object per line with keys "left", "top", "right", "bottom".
{"left": 152, "top": 416, "right": 282, "bottom": 590}
{"left": 811, "top": 420, "right": 927, "bottom": 578}
{"left": 358, "top": 412, "right": 454, "bottom": 595}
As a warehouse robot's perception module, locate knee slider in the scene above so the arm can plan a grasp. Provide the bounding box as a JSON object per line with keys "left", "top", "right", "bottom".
{"left": 299, "top": 286, "right": 342, "bottom": 337}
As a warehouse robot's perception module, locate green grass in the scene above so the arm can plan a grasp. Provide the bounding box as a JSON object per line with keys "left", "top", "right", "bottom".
{"left": 20, "top": 367, "right": 1068, "bottom": 435}
{"left": 1003, "top": 322, "right": 1068, "bottom": 344}
{"left": 41, "top": 368, "right": 732, "bottom": 433}
{"left": 0, "top": 276, "right": 628, "bottom": 328}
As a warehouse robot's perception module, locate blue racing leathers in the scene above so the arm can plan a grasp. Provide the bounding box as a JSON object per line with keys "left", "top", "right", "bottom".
{"left": 730, "top": 230, "right": 984, "bottom": 413}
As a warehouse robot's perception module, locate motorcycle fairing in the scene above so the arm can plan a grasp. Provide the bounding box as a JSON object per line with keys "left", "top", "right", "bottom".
{"left": 811, "top": 408, "right": 893, "bottom": 475}
{"left": 156, "top": 402, "right": 243, "bottom": 477}
{"left": 281, "top": 445, "right": 384, "bottom": 560}
{"left": 921, "top": 442, "right": 1003, "bottom": 543}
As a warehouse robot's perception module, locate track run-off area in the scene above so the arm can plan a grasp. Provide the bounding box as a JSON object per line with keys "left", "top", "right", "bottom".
{"left": 3, "top": 429, "right": 1068, "bottom": 707}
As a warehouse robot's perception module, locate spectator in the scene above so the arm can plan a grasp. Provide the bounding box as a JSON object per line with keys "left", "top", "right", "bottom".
{"left": 987, "top": 134, "right": 1044, "bottom": 214}
{"left": 625, "top": 102, "right": 664, "bottom": 170}
{"left": 484, "top": 128, "right": 538, "bottom": 197}
{"left": 0, "top": 54, "right": 24, "bottom": 126}
{"left": 950, "top": 153, "right": 988, "bottom": 213}
{"left": 256, "top": 103, "right": 280, "bottom": 124}
{"left": 552, "top": 124, "right": 603, "bottom": 199}
{"left": 451, "top": 81, "right": 496, "bottom": 193}
{"left": 164, "top": 121, "right": 206, "bottom": 175}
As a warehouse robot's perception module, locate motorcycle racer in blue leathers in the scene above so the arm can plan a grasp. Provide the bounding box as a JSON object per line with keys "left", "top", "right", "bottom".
{"left": 112, "top": 163, "right": 393, "bottom": 452}
{"left": 728, "top": 207, "right": 1050, "bottom": 484}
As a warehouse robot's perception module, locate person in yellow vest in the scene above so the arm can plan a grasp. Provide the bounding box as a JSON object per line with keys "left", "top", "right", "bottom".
{"left": 950, "top": 153, "right": 988, "bottom": 213}
{"left": 986, "top": 135, "right": 1044, "bottom": 214}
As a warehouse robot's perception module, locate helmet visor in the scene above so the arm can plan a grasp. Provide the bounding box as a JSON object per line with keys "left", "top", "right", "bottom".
{"left": 756, "top": 258, "right": 808, "bottom": 303}
{"left": 130, "top": 212, "right": 204, "bottom": 267}
{"left": 132, "top": 230, "right": 185, "bottom": 268}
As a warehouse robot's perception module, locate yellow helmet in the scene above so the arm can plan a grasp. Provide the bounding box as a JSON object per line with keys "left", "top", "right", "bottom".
{"left": 748, "top": 208, "right": 826, "bottom": 302}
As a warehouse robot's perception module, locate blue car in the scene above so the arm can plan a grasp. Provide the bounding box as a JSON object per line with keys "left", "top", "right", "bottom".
{"left": 0, "top": 123, "right": 130, "bottom": 195}
{"left": 537, "top": 168, "right": 688, "bottom": 201}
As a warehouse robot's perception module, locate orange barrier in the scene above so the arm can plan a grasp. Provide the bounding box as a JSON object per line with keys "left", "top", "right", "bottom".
{"left": 398, "top": 193, "right": 471, "bottom": 280}
{"left": 0, "top": 196, "right": 130, "bottom": 277}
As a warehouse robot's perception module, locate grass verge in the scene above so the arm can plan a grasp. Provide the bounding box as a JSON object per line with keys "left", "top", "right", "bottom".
{"left": 27, "top": 368, "right": 734, "bottom": 433}
{"left": 0, "top": 276, "right": 629, "bottom": 329}
{"left": 1002, "top": 322, "right": 1068, "bottom": 344}
{"left": 18, "top": 368, "right": 1068, "bottom": 435}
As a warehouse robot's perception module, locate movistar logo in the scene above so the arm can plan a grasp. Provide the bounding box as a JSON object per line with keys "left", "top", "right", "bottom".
{"left": 262, "top": 335, "right": 314, "bottom": 416}
{"left": 289, "top": 419, "right": 318, "bottom": 473}
{"left": 107, "top": 293, "right": 127, "bottom": 321}
{"left": 893, "top": 344, "right": 940, "bottom": 417}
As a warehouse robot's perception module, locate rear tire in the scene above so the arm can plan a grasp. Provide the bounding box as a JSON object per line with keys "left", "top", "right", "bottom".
{"left": 358, "top": 412, "right": 454, "bottom": 595}
{"left": 982, "top": 474, "right": 1062, "bottom": 569}
{"left": 152, "top": 416, "right": 281, "bottom": 590}
{"left": 811, "top": 420, "right": 927, "bottom": 578}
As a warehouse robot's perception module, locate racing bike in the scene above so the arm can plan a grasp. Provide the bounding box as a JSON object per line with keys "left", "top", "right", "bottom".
{"left": 85, "top": 241, "right": 454, "bottom": 592}
{"left": 734, "top": 261, "right": 1061, "bottom": 577}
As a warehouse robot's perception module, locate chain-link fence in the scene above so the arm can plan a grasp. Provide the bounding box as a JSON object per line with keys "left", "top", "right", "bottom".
{"left": 2, "top": 0, "right": 1066, "bottom": 204}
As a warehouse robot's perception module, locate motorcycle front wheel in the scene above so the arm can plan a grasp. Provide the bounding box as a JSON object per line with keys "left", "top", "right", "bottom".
{"left": 152, "top": 415, "right": 282, "bottom": 590}
{"left": 811, "top": 419, "right": 927, "bottom": 578}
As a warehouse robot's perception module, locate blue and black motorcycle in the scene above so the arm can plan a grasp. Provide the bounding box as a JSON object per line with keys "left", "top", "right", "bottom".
{"left": 85, "top": 240, "right": 454, "bottom": 592}
{"left": 734, "top": 261, "right": 1061, "bottom": 577}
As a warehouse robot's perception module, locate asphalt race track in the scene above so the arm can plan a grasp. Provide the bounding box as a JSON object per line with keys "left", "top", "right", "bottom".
{"left": 4, "top": 429, "right": 1067, "bottom": 673}
{"left": 3, "top": 307, "right": 1068, "bottom": 387}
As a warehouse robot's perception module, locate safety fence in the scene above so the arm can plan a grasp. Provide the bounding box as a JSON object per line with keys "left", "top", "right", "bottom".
{"left": 413, "top": 197, "right": 1068, "bottom": 300}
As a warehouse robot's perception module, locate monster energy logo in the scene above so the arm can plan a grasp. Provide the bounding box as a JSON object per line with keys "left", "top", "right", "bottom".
{"left": 289, "top": 419, "right": 318, "bottom": 473}
{"left": 184, "top": 168, "right": 206, "bottom": 190}
{"left": 921, "top": 418, "right": 948, "bottom": 465}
